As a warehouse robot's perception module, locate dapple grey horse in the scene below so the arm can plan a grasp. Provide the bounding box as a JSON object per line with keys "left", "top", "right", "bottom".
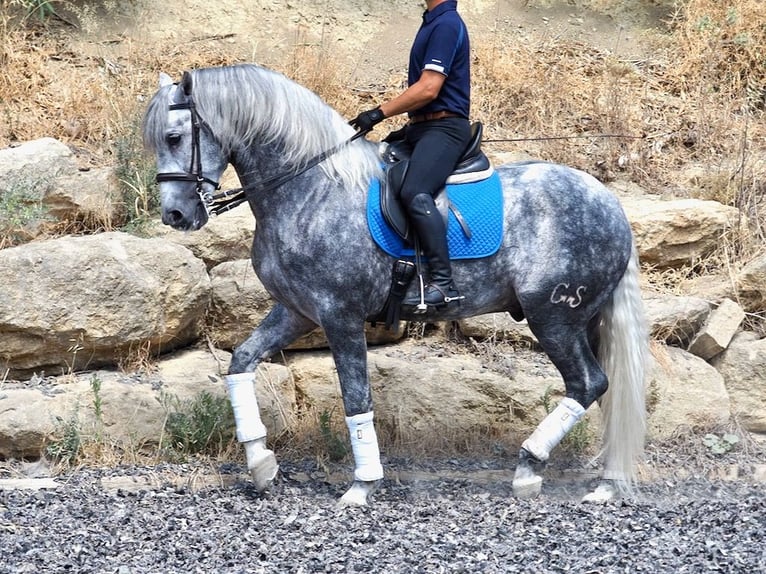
{"left": 143, "top": 64, "right": 649, "bottom": 505}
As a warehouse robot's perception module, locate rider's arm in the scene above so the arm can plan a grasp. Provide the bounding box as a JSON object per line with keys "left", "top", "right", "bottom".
{"left": 379, "top": 70, "right": 446, "bottom": 118}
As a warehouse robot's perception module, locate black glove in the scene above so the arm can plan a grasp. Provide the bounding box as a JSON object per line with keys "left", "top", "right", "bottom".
{"left": 349, "top": 107, "right": 385, "bottom": 133}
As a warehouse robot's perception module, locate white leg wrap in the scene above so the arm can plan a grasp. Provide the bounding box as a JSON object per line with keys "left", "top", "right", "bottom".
{"left": 225, "top": 373, "right": 267, "bottom": 443}
{"left": 522, "top": 397, "right": 586, "bottom": 462}
{"left": 345, "top": 411, "right": 384, "bottom": 482}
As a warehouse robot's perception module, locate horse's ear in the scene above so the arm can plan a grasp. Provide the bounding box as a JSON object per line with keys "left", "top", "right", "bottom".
{"left": 159, "top": 72, "right": 174, "bottom": 88}
{"left": 180, "top": 71, "right": 193, "bottom": 97}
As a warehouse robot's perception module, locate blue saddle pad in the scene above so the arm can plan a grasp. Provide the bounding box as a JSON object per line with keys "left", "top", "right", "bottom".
{"left": 366, "top": 171, "right": 503, "bottom": 260}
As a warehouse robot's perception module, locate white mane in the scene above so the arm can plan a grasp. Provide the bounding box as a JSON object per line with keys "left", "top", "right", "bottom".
{"left": 189, "top": 64, "right": 381, "bottom": 191}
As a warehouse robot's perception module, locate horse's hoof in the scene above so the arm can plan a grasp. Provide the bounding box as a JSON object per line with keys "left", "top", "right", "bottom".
{"left": 512, "top": 474, "right": 543, "bottom": 499}
{"left": 248, "top": 448, "right": 279, "bottom": 492}
{"left": 582, "top": 482, "right": 616, "bottom": 503}
{"left": 338, "top": 480, "right": 379, "bottom": 507}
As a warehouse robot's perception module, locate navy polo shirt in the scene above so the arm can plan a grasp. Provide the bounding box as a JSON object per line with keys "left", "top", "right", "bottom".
{"left": 408, "top": 1, "right": 470, "bottom": 119}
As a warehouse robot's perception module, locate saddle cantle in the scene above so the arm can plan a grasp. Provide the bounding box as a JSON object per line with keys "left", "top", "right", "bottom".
{"left": 379, "top": 122, "right": 494, "bottom": 243}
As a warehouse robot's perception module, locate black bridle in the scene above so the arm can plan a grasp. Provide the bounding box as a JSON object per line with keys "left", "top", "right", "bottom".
{"left": 155, "top": 99, "right": 223, "bottom": 214}
{"left": 155, "top": 92, "right": 368, "bottom": 217}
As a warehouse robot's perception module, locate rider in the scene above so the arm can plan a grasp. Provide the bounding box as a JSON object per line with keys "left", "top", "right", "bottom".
{"left": 350, "top": 0, "right": 471, "bottom": 309}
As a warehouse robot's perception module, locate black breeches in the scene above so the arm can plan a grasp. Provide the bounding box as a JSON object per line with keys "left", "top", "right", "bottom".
{"left": 399, "top": 117, "right": 471, "bottom": 208}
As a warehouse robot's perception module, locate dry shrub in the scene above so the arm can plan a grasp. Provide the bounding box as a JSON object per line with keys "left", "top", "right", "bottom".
{"left": 667, "top": 0, "right": 765, "bottom": 102}
{"left": 661, "top": 0, "right": 766, "bottom": 240}
{"left": 471, "top": 39, "right": 647, "bottom": 178}
{"left": 0, "top": 25, "right": 240, "bottom": 158}
{"left": 0, "top": 1, "right": 764, "bottom": 247}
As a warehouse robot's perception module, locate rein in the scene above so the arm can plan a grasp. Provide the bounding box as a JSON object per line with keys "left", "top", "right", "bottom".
{"left": 155, "top": 92, "right": 368, "bottom": 217}
{"left": 483, "top": 133, "right": 645, "bottom": 144}
{"left": 208, "top": 128, "right": 369, "bottom": 216}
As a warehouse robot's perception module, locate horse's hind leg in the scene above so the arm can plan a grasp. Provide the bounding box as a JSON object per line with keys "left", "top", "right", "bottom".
{"left": 512, "top": 316, "right": 607, "bottom": 498}
{"left": 227, "top": 304, "right": 317, "bottom": 491}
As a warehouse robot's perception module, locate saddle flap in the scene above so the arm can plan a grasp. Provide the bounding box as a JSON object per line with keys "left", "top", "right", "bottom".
{"left": 382, "top": 161, "right": 411, "bottom": 242}
{"left": 381, "top": 165, "right": 451, "bottom": 244}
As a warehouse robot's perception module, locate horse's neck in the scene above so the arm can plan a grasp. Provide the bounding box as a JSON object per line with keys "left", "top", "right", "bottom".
{"left": 232, "top": 151, "right": 343, "bottom": 220}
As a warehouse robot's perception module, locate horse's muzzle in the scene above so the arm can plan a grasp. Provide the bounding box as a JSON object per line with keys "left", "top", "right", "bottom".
{"left": 162, "top": 203, "right": 207, "bottom": 231}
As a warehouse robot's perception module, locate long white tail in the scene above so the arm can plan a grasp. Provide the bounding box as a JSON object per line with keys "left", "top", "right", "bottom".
{"left": 597, "top": 245, "right": 650, "bottom": 492}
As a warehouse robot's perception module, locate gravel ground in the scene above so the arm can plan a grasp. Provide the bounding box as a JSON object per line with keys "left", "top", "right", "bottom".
{"left": 1, "top": 458, "right": 764, "bottom": 574}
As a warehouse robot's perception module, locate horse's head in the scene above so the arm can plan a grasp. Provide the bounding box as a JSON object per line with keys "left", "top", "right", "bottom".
{"left": 143, "top": 71, "right": 228, "bottom": 231}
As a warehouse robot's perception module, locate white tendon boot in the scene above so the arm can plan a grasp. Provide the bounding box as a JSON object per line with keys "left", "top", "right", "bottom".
{"left": 512, "top": 397, "right": 586, "bottom": 498}
{"left": 225, "top": 373, "right": 278, "bottom": 492}
{"left": 339, "top": 411, "right": 384, "bottom": 507}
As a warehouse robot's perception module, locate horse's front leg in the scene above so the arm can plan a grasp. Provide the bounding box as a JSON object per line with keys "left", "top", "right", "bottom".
{"left": 227, "top": 303, "right": 316, "bottom": 491}
{"left": 323, "top": 321, "right": 383, "bottom": 507}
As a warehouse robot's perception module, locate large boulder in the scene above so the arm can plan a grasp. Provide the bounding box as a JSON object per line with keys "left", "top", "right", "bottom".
{"left": 42, "top": 167, "right": 125, "bottom": 228}
{"left": 0, "top": 348, "right": 295, "bottom": 458}
{"left": 622, "top": 196, "right": 741, "bottom": 268}
{"left": 647, "top": 346, "right": 730, "bottom": 438}
{"left": 0, "top": 232, "right": 210, "bottom": 378}
{"left": 0, "top": 138, "right": 78, "bottom": 195}
{"left": 735, "top": 251, "right": 766, "bottom": 314}
{"left": 643, "top": 292, "right": 711, "bottom": 347}
{"left": 712, "top": 333, "right": 766, "bottom": 433}
{"left": 286, "top": 343, "right": 587, "bottom": 444}
{"left": 146, "top": 207, "right": 256, "bottom": 270}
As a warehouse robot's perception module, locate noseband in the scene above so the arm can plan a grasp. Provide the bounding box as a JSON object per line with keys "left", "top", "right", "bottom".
{"left": 156, "top": 88, "right": 370, "bottom": 217}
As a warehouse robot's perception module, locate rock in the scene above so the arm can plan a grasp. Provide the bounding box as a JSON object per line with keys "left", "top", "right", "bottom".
{"left": 688, "top": 298, "right": 745, "bottom": 360}
{"left": 644, "top": 292, "right": 711, "bottom": 347}
{"left": 678, "top": 272, "right": 736, "bottom": 310}
{"left": 735, "top": 251, "right": 766, "bottom": 313}
{"left": 0, "top": 138, "right": 78, "bottom": 196}
{"left": 0, "top": 384, "right": 81, "bottom": 458}
{"left": 207, "top": 259, "right": 274, "bottom": 349}
{"left": 712, "top": 333, "right": 766, "bottom": 433}
{"left": 0, "top": 232, "right": 210, "bottom": 378}
{"left": 207, "top": 259, "right": 404, "bottom": 350}
{"left": 286, "top": 343, "right": 578, "bottom": 443}
{"left": 0, "top": 348, "right": 296, "bottom": 458}
{"left": 621, "top": 196, "right": 741, "bottom": 268}
{"left": 146, "top": 208, "right": 255, "bottom": 270}
{"left": 43, "top": 167, "right": 124, "bottom": 228}
{"left": 457, "top": 313, "right": 539, "bottom": 348}
{"left": 647, "top": 346, "right": 730, "bottom": 438}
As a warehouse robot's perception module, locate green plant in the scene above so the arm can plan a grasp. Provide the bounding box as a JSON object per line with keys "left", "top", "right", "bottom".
{"left": 703, "top": 432, "right": 740, "bottom": 455}
{"left": 89, "top": 374, "right": 104, "bottom": 440}
{"left": 20, "top": 0, "right": 55, "bottom": 20}
{"left": 319, "top": 408, "right": 348, "bottom": 462}
{"left": 115, "top": 114, "right": 160, "bottom": 228}
{"left": 540, "top": 386, "right": 592, "bottom": 455}
{"left": 45, "top": 411, "right": 82, "bottom": 465}
{"left": 0, "top": 180, "right": 50, "bottom": 248}
{"left": 159, "top": 390, "right": 236, "bottom": 457}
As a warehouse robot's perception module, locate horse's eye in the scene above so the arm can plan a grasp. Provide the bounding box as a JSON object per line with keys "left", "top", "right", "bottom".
{"left": 166, "top": 133, "right": 182, "bottom": 147}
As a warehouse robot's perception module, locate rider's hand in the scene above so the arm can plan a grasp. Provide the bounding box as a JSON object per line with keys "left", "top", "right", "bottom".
{"left": 349, "top": 107, "right": 385, "bottom": 133}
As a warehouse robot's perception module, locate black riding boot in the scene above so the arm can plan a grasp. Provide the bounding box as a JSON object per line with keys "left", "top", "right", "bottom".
{"left": 402, "top": 193, "right": 463, "bottom": 309}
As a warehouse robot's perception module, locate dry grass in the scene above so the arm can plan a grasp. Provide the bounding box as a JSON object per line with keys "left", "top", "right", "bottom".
{"left": 0, "top": 1, "right": 763, "bottom": 267}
